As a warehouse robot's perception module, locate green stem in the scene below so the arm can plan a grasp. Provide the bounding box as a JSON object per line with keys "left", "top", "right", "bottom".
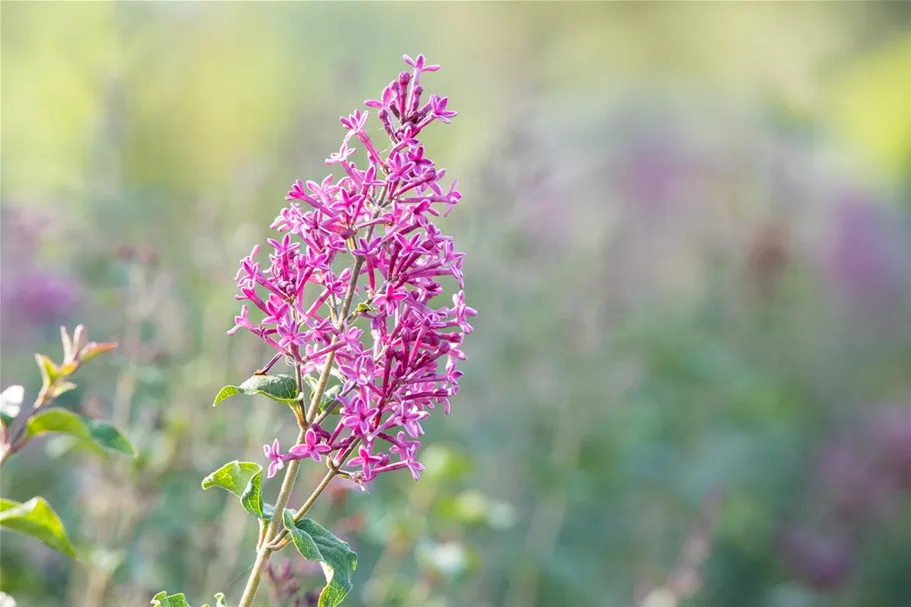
{"left": 237, "top": 538, "right": 274, "bottom": 607}
{"left": 305, "top": 257, "right": 364, "bottom": 423}
{"left": 269, "top": 439, "right": 360, "bottom": 551}
{"left": 267, "top": 466, "right": 339, "bottom": 551}
{"left": 0, "top": 389, "right": 57, "bottom": 469}
{"left": 236, "top": 232, "right": 372, "bottom": 606}
{"left": 236, "top": 428, "right": 305, "bottom": 607}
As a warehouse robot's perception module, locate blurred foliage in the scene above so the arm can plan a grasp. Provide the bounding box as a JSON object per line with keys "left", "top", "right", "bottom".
{"left": 2, "top": 2, "right": 911, "bottom": 607}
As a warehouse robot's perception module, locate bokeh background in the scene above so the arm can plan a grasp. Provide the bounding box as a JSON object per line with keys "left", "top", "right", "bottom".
{"left": 3, "top": 2, "right": 911, "bottom": 606}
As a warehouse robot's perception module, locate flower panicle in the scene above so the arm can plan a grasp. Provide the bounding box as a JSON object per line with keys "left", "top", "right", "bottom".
{"left": 230, "top": 54, "right": 475, "bottom": 484}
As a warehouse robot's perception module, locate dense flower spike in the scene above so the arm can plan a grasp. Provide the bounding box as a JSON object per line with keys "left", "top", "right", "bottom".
{"left": 230, "top": 55, "right": 475, "bottom": 484}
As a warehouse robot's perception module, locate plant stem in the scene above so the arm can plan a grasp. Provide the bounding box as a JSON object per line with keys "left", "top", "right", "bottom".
{"left": 267, "top": 466, "right": 339, "bottom": 551}
{"left": 237, "top": 539, "right": 273, "bottom": 607}
{"left": 268, "top": 439, "right": 360, "bottom": 551}
{"left": 236, "top": 237, "right": 370, "bottom": 606}
{"left": 236, "top": 428, "right": 352, "bottom": 604}
{"left": 237, "top": 428, "right": 305, "bottom": 607}
{"left": 1, "top": 390, "right": 62, "bottom": 468}
{"left": 305, "top": 256, "right": 364, "bottom": 424}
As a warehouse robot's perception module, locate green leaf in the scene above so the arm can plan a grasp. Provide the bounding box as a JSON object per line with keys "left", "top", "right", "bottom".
{"left": 49, "top": 381, "right": 78, "bottom": 399}
{"left": 204, "top": 593, "right": 229, "bottom": 607}
{"left": 60, "top": 326, "right": 75, "bottom": 363}
{"left": 354, "top": 302, "right": 377, "bottom": 315}
{"left": 302, "top": 376, "right": 342, "bottom": 415}
{"left": 318, "top": 383, "right": 342, "bottom": 415}
{"left": 23, "top": 408, "right": 135, "bottom": 456}
{"left": 0, "top": 497, "right": 77, "bottom": 558}
{"left": 212, "top": 374, "right": 299, "bottom": 407}
{"left": 150, "top": 592, "right": 190, "bottom": 607}
{"left": 201, "top": 461, "right": 270, "bottom": 520}
{"left": 57, "top": 360, "right": 79, "bottom": 378}
{"left": 282, "top": 510, "right": 357, "bottom": 607}
{"left": 25, "top": 408, "right": 84, "bottom": 439}
{"left": 85, "top": 418, "right": 136, "bottom": 455}
{"left": 77, "top": 341, "right": 117, "bottom": 364}
{"left": 150, "top": 592, "right": 228, "bottom": 607}
{"left": 35, "top": 354, "right": 60, "bottom": 389}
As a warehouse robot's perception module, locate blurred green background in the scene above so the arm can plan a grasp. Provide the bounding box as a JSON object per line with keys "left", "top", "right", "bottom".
{"left": 2, "top": 2, "right": 911, "bottom": 606}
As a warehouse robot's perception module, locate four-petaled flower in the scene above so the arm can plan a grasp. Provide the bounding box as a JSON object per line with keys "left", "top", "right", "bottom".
{"left": 264, "top": 439, "right": 287, "bottom": 479}
{"left": 289, "top": 427, "right": 333, "bottom": 462}
{"left": 347, "top": 445, "right": 386, "bottom": 481}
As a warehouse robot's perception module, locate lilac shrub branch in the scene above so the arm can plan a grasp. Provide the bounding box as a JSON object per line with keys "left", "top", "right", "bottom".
{"left": 0, "top": 325, "right": 118, "bottom": 467}
{"left": 230, "top": 54, "right": 475, "bottom": 607}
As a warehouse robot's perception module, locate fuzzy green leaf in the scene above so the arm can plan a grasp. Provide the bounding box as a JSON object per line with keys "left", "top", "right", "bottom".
{"left": 282, "top": 510, "right": 357, "bottom": 607}
{"left": 302, "top": 376, "right": 342, "bottom": 415}
{"left": 206, "top": 592, "right": 229, "bottom": 607}
{"left": 35, "top": 354, "right": 60, "bottom": 389}
{"left": 77, "top": 341, "right": 117, "bottom": 364}
{"left": 23, "top": 408, "right": 135, "bottom": 456}
{"left": 354, "top": 302, "right": 376, "bottom": 315}
{"left": 85, "top": 419, "right": 136, "bottom": 455}
{"left": 49, "top": 381, "right": 78, "bottom": 399}
{"left": 60, "top": 326, "right": 75, "bottom": 363}
{"left": 302, "top": 374, "right": 320, "bottom": 392}
{"left": 212, "top": 374, "right": 299, "bottom": 407}
{"left": 201, "top": 461, "right": 270, "bottom": 520}
{"left": 317, "top": 383, "right": 343, "bottom": 415}
{"left": 0, "top": 497, "right": 77, "bottom": 558}
{"left": 150, "top": 592, "right": 228, "bottom": 607}
{"left": 150, "top": 592, "right": 190, "bottom": 607}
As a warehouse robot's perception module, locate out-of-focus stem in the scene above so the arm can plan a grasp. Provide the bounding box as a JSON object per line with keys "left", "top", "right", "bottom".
{"left": 363, "top": 484, "right": 436, "bottom": 605}
{"left": 79, "top": 264, "right": 145, "bottom": 607}
{"left": 503, "top": 407, "right": 583, "bottom": 607}
{"left": 111, "top": 264, "right": 143, "bottom": 431}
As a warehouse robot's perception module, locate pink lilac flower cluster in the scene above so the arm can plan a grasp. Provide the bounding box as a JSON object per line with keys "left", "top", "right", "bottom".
{"left": 229, "top": 54, "right": 475, "bottom": 484}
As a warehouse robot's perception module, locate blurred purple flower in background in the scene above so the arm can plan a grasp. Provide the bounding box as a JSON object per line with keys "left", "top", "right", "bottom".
{"left": 779, "top": 399, "right": 911, "bottom": 591}
{"left": 874, "top": 405, "right": 911, "bottom": 490}
{"left": 779, "top": 526, "right": 854, "bottom": 591}
{"left": 0, "top": 206, "right": 80, "bottom": 346}
{"left": 618, "top": 134, "right": 695, "bottom": 213}
{"left": 824, "top": 194, "right": 910, "bottom": 306}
